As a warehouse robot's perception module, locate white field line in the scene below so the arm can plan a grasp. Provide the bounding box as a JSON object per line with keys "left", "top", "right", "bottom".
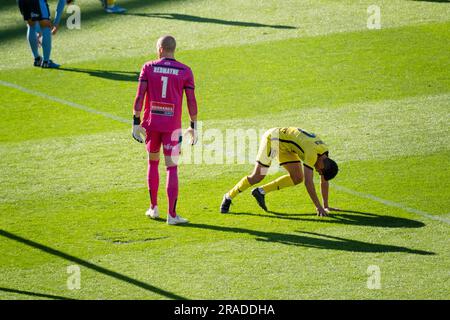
{"left": 0, "top": 80, "right": 128, "bottom": 124}
{"left": 332, "top": 183, "right": 450, "bottom": 225}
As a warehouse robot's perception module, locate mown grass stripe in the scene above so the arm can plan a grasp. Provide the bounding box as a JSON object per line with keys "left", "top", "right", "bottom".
{"left": 0, "top": 229, "right": 188, "bottom": 300}
{"left": 332, "top": 183, "right": 450, "bottom": 224}
{"left": 0, "top": 80, "right": 128, "bottom": 124}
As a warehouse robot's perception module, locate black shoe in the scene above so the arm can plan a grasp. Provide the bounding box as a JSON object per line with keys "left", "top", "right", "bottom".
{"left": 220, "top": 195, "right": 232, "bottom": 213}
{"left": 252, "top": 188, "right": 267, "bottom": 211}
{"left": 33, "top": 56, "right": 42, "bottom": 67}
{"left": 41, "top": 60, "right": 60, "bottom": 69}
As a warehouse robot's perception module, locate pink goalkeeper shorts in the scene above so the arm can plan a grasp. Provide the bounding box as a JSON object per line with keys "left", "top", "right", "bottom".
{"left": 145, "top": 129, "right": 182, "bottom": 157}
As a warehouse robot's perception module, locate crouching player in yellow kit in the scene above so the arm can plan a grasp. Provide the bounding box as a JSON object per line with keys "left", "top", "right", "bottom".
{"left": 220, "top": 127, "right": 339, "bottom": 217}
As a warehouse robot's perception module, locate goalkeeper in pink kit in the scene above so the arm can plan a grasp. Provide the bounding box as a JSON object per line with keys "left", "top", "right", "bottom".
{"left": 132, "top": 35, "right": 198, "bottom": 225}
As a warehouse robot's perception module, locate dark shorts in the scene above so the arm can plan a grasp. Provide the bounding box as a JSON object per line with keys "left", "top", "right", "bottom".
{"left": 18, "top": 0, "right": 50, "bottom": 21}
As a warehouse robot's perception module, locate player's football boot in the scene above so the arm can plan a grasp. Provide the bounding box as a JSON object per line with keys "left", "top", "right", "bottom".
{"left": 252, "top": 188, "right": 268, "bottom": 211}
{"left": 220, "top": 195, "right": 232, "bottom": 213}
{"left": 105, "top": 5, "right": 127, "bottom": 13}
{"left": 167, "top": 214, "right": 189, "bottom": 225}
{"left": 41, "top": 60, "right": 60, "bottom": 69}
{"left": 145, "top": 206, "right": 159, "bottom": 219}
{"left": 33, "top": 56, "right": 42, "bottom": 67}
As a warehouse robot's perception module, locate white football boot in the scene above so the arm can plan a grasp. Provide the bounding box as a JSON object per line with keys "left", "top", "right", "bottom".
{"left": 167, "top": 214, "right": 189, "bottom": 225}
{"left": 145, "top": 206, "right": 159, "bottom": 219}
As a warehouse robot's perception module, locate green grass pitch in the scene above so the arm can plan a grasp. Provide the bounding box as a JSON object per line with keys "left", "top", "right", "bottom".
{"left": 0, "top": 0, "right": 449, "bottom": 299}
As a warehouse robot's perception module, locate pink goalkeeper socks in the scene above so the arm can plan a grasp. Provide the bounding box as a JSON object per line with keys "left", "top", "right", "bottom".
{"left": 166, "top": 166, "right": 179, "bottom": 218}
{"left": 148, "top": 162, "right": 178, "bottom": 217}
{"left": 148, "top": 160, "right": 159, "bottom": 208}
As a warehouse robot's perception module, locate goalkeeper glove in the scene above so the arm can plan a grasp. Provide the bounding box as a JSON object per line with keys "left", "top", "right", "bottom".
{"left": 132, "top": 116, "right": 146, "bottom": 143}
{"left": 184, "top": 121, "right": 198, "bottom": 145}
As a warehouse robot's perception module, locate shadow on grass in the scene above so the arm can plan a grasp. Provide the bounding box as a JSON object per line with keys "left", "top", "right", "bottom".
{"left": 2, "top": 1, "right": 295, "bottom": 44}
{"left": 58, "top": 67, "right": 139, "bottom": 82}
{"left": 125, "top": 12, "right": 297, "bottom": 29}
{"left": 180, "top": 223, "right": 434, "bottom": 255}
{"left": 0, "top": 1, "right": 17, "bottom": 11}
{"left": 0, "top": 0, "right": 171, "bottom": 43}
{"left": 0, "top": 287, "right": 74, "bottom": 300}
{"left": 0, "top": 229, "right": 187, "bottom": 300}
{"left": 228, "top": 209, "right": 425, "bottom": 228}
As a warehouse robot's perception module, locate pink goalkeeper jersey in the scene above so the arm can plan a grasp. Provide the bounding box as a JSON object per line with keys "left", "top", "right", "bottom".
{"left": 139, "top": 58, "right": 195, "bottom": 133}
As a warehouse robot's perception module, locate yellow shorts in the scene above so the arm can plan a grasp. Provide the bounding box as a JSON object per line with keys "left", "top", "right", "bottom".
{"left": 256, "top": 128, "right": 301, "bottom": 167}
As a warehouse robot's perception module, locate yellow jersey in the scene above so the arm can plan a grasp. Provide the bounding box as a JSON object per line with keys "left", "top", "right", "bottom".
{"left": 277, "top": 127, "right": 329, "bottom": 169}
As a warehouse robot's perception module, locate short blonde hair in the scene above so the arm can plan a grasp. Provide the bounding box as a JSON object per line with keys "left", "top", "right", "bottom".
{"left": 157, "top": 35, "right": 176, "bottom": 53}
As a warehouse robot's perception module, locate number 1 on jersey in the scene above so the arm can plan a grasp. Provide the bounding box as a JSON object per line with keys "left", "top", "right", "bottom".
{"left": 161, "top": 76, "right": 168, "bottom": 98}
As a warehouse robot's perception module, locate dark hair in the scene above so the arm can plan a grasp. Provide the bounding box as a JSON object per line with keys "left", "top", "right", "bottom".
{"left": 323, "top": 158, "right": 338, "bottom": 181}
